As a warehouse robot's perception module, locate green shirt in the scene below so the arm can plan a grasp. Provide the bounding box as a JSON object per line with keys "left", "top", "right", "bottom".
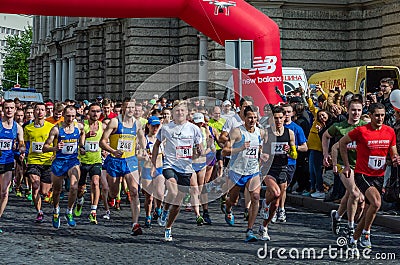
{"left": 208, "top": 118, "right": 226, "bottom": 151}
{"left": 327, "top": 120, "right": 367, "bottom": 166}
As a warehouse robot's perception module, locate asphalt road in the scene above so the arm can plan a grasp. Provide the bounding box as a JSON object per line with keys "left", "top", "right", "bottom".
{"left": 0, "top": 192, "right": 399, "bottom": 265}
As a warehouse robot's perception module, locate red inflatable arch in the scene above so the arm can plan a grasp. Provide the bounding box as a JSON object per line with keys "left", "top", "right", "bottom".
{"left": 0, "top": 0, "right": 283, "bottom": 105}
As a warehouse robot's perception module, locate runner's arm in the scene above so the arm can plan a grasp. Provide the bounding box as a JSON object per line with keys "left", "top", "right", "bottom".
{"left": 99, "top": 118, "right": 121, "bottom": 157}
{"left": 288, "top": 130, "right": 297, "bottom": 159}
{"left": 322, "top": 130, "right": 333, "bottom": 166}
{"left": 339, "top": 134, "right": 352, "bottom": 168}
{"left": 151, "top": 139, "right": 161, "bottom": 168}
{"left": 297, "top": 142, "right": 308, "bottom": 152}
{"left": 43, "top": 126, "right": 59, "bottom": 153}
{"left": 16, "top": 123, "right": 26, "bottom": 156}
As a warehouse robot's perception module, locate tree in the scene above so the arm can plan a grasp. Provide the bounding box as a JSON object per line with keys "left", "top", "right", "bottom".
{"left": 2, "top": 26, "right": 32, "bottom": 90}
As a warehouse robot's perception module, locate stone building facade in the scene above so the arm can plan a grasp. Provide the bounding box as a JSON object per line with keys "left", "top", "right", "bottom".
{"left": 29, "top": 0, "right": 400, "bottom": 101}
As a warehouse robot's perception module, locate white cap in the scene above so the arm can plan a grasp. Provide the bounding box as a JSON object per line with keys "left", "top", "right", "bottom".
{"left": 153, "top": 94, "right": 159, "bottom": 99}
{"left": 193, "top": 112, "right": 205, "bottom": 123}
{"left": 222, "top": 100, "right": 231, "bottom": 106}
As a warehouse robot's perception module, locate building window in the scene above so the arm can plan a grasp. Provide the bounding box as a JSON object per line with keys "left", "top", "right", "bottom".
{"left": 6, "top": 28, "right": 10, "bottom": 34}
{"left": 0, "top": 27, "right": 4, "bottom": 33}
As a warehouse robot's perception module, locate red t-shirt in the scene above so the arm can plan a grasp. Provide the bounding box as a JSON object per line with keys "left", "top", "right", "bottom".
{"left": 99, "top": 112, "right": 118, "bottom": 122}
{"left": 348, "top": 123, "right": 396, "bottom": 177}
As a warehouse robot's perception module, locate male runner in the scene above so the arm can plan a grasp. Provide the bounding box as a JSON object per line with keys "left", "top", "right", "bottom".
{"left": 24, "top": 102, "right": 54, "bottom": 222}
{"left": 0, "top": 100, "right": 25, "bottom": 233}
{"left": 75, "top": 103, "right": 104, "bottom": 224}
{"left": 339, "top": 103, "right": 399, "bottom": 249}
{"left": 43, "top": 105, "right": 85, "bottom": 229}
{"left": 222, "top": 105, "right": 263, "bottom": 242}
{"left": 100, "top": 98, "right": 146, "bottom": 236}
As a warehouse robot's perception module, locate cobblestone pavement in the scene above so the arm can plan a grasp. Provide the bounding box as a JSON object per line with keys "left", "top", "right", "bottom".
{"left": 0, "top": 192, "right": 399, "bottom": 265}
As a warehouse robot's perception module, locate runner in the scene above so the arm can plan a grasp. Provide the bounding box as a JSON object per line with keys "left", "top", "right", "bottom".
{"left": 43, "top": 105, "right": 86, "bottom": 229}
{"left": 24, "top": 102, "right": 54, "bottom": 223}
{"left": 259, "top": 106, "right": 297, "bottom": 241}
{"left": 45, "top": 102, "right": 64, "bottom": 125}
{"left": 339, "top": 103, "right": 399, "bottom": 249}
{"left": 208, "top": 106, "right": 225, "bottom": 180}
{"left": 151, "top": 100, "right": 203, "bottom": 241}
{"left": 0, "top": 99, "right": 25, "bottom": 233}
{"left": 222, "top": 105, "right": 263, "bottom": 242}
{"left": 75, "top": 103, "right": 104, "bottom": 224}
{"left": 322, "top": 98, "right": 366, "bottom": 240}
{"left": 100, "top": 98, "right": 146, "bottom": 236}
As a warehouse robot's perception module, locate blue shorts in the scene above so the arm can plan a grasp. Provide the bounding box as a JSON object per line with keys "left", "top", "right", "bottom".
{"left": 51, "top": 158, "right": 80, "bottom": 177}
{"left": 228, "top": 170, "right": 259, "bottom": 188}
{"left": 206, "top": 152, "right": 216, "bottom": 167}
{"left": 193, "top": 162, "right": 207, "bottom": 173}
{"left": 106, "top": 156, "right": 138, "bottom": 178}
{"left": 141, "top": 167, "right": 163, "bottom": 180}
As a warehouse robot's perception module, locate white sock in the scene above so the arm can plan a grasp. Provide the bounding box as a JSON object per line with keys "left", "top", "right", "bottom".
{"left": 350, "top": 237, "right": 357, "bottom": 244}
{"left": 77, "top": 197, "right": 84, "bottom": 205}
{"left": 348, "top": 221, "right": 354, "bottom": 229}
{"left": 67, "top": 208, "right": 73, "bottom": 214}
{"left": 91, "top": 205, "right": 97, "bottom": 211}
{"left": 362, "top": 229, "right": 370, "bottom": 234}
{"left": 335, "top": 212, "right": 341, "bottom": 221}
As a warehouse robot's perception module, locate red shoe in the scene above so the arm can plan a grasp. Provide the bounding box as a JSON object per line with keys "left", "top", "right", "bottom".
{"left": 108, "top": 198, "right": 115, "bottom": 208}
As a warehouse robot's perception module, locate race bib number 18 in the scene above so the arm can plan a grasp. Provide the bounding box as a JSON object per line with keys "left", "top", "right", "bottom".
{"left": 176, "top": 146, "right": 193, "bottom": 159}
{"left": 368, "top": 156, "right": 385, "bottom": 170}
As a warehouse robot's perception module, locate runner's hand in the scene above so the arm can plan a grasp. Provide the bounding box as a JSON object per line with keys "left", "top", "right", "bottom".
{"left": 323, "top": 154, "right": 331, "bottom": 167}
{"left": 112, "top": 149, "right": 123, "bottom": 158}
{"left": 342, "top": 165, "right": 351, "bottom": 178}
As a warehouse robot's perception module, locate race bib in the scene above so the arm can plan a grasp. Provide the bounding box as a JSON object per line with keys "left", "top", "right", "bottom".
{"left": 85, "top": 141, "right": 99, "bottom": 152}
{"left": 117, "top": 139, "right": 134, "bottom": 152}
{"left": 62, "top": 142, "right": 77, "bottom": 154}
{"left": 0, "top": 139, "right": 12, "bottom": 151}
{"left": 271, "top": 142, "right": 287, "bottom": 155}
{"left": 32, "top": 142, "right": 44, "bottom": 153}
{"left": 176, "top": 146, "right": 193, "bottom": 159}
{"left": 347, "top": 141, "right": 357, "bottom": 150}
{"left": 245, "top": 146, "right": 259, "bottom": 159}
{"left": 368, "top": 156, "right": 386, "bottom": 170}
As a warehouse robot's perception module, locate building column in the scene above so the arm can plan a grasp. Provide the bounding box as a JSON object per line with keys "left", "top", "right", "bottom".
{"left": 68, "top": 57, "right": 75, "bottom": 100}
{"left": 198, "top": 34, "right": 208, "bottom": 97}
{"left": 49, "top": 60, "right": 55, "bottom": 100}
{"left": 62, "top": 58, "right": 69, "bottom": 101}
{"left": 55, "top": 59, "right": 62, "bottom": 100}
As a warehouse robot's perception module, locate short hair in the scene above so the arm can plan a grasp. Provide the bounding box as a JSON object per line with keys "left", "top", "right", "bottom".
{"left": 89, "top": 102, "right": 101, "bottom": 109}
{"left": 54, "top": 102, "right": 64, "bottom": 113}
{"left": 151, "top": 109, "right": 162, "bottom": 117}
{"left": 368, "top": 102, "right": 385, "bottom": 114}
{"left": 380, "top": 77, "right": 394, "bottom": 86}
{"left": 280, "top": 103, "right": 292, "bottom": 109}
{"left": 103, "top": 98, "right": 113, "bottom": 106}
{"left": 347, "top": 98, "right": 363, "bottom": 109}
{"left": 243, "top": 105, "right": 257, "bottom": 117}
{"left": 240, "top": 96, "right": 254, "bottom": 107}
{"left": 172, "top": 100, "right": 188, "bottom": 109}
{"left": 272, "top": 106, "right": 285, "bottom": 115}
{"left": 34, "top": 102, "right": 45, "bottom": 109}
{"left": 293, "top": 103, "right": 305, "bottom": 116}
{"left": 63, "top": 105, "right": 76, "bottom": 114}
{"left": 4, "top": 99, "right": 15, "bottom": 104}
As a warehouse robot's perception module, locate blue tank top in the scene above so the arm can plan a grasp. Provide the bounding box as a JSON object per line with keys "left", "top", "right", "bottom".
{"left": 0, "top": 121, "right": 18, "bottom": 164}
{"left": 56, "top": 125, "right": 80, "bottom": 160}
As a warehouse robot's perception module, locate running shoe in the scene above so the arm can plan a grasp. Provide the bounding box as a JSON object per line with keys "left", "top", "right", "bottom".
{"left": 277, "top": 209, "right": 286, "bottom": 222}
{"left": 245, "top": 229, "right": 258, "bottom": 242}
{"left": 243, "top": 208, "right": 249, "bottom": 221}
{"left": 60, "top": 191, "right": 65, "bottom": 200}
{"left": 43, "top": 191, "right": 53, "bottom": 203}
{"left": 164, "top": 228, "right": 173, "bottom": 241}
{"left": 185, "top": 203, "right": 192, "bottom": 212}
{"left": 16, "top": 190, "right": 22, "bottom": 197}
{"left": 347, "top": 226, "right": 355, "bottom": 242}
{"left": 153, "top": 208, "right": 162, "bottom": 221}
{"left": 225, "top": 212, "right": 235, "bottom": 226}
{"left": 260, "top": 199, "right": 270, "bottom": 220}
{"left": 310, "top": 191, "right": 325, "bottom": 199}
{"left": 103, "top": 210, "right": 111, "bottom": 220}
{"left": 158, "top": 210, "right": 169, "bottom": 227}
{"left": 0, "top": 228, "right": 2, "bottom": 233}
{"left": 145, "top": 216, "right": 152, "bottom": 228}
{"left": 271, "top": 212, "right": 277, "bottom": 224}
{"left": 131, "top": 223, "right": 143, "bottom": 236}
{"left": 359, "top": 232, "right": 372, "bottom": 248}
{"left": 89, "top": 212, "right": 98, "bottom": 225}
{"left": 65, "top": 213, "right": 77, "bottom": 228}
{"left": 196, "top": 215, "right": 204, "bottom": 226}
{"left": 330, "top": 210, "right": 339, "bottom": 235}
{"left": 203, "top": 212, "right": 212, "bottom": 225}
{"left": 35, "top": 212, "right": 44, "bottom": 223}
{"left": 52, "top": 213, "right": 60, "bottom": 229}
{"left": 74, "top": 203, "right": 83, "bottom": 217}
{"left": 115, "top": 200, "right": 121, "bottom": 211}
{"left": 258, "top": 225, "right": 270, "bottom": 241}
{"left": 347, "top": 240, "right": 358, "bottom": 251}
{"left": 108, "top": 198, "right": 115, "bottom": 208}
{"left": 26, "top": 192, "right": 32, "bottom": 201}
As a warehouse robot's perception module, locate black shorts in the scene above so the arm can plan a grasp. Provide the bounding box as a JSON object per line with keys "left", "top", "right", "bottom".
{"left": 0, "top": 162, "right": 14, "bottom": 174}
{"left": 267, "top": 168, "right": 287, "bottom": 185}
{"left": 223, "top": 157, "right": 230, "bottom": 168}
{"left": 26, "top": 164, "right": 52, "bottom": 184}
{"left": 216, "top": 150, "right": 223, "bottom": 161}
{"left": 163, "top": 168, "right": 192, "bottom": 192}
{"left": 354, "top": 173, "right": 384, "bottom": 200}
{"left": 79, "top": 163, "right": 102, "bottom": 186}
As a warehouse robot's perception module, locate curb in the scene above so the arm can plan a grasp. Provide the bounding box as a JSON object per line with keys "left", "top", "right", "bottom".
{"left": 286, "top": 194, "right": 400, "bottom": 233}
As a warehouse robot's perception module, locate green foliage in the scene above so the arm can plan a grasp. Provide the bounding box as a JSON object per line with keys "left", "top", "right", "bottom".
{"left": 2, "top": 26, "right": 32, "bottom": 90}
